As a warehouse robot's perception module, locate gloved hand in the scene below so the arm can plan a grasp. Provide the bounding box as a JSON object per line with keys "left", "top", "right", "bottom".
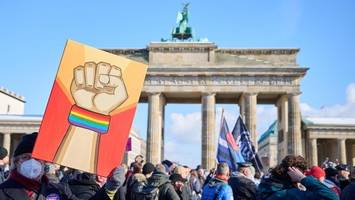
{"left": 105, "top": 166, "right": 125, "bottom": 191}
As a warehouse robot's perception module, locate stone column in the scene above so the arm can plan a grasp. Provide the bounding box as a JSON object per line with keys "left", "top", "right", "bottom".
{"left": 310, "top": 138, "right": 318, "bottom": 166}
{"left": 337, "top": 139, "right": 346, "bottom": 163}
{"left": 287, "top": 93, "right": 302, "bottom": 156}
{"left": 2, "top": 133, "right": 11, "bottom": 153}
{"left": 147, "top": 93, "right": 165, "bottom": 164}
{"left": 239, "top": 93, "right": 257, "bottom": 149}
{"left": 201, "top": 93, "right": 216, "bottom": 170}
{"left": 276, "top": 95, "right": 288, "bottom": 162}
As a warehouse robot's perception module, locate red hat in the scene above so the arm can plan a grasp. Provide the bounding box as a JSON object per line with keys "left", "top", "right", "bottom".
{"left": 308, "top": 166, "right": 325, "bottom": 179}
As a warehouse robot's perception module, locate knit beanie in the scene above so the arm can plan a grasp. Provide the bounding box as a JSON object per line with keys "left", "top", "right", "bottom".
{"left": 13, "top": 132, "right": 38, "bottom": 157}
{"left": 308, "top": 166, "right": 325, "bottom": 179}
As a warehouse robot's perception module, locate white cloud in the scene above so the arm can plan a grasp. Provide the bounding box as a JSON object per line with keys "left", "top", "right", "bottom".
{"left": 164, "top": 140, "right": 201, "bottom": 167}
{"left": 168, "top": 112, "right": 201, "bottom": 143}
{"left": 301, "top": 83, "right": 355, "bottom": 117}
{"left": 256, "top": 105, "right": 277, "bottom": 136}
{"left": 346, "top": 83, "right": 355, "bottom": 104}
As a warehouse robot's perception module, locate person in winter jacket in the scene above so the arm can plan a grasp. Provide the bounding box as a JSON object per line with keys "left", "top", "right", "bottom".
{"left": 336, "top": 164, "right": 350, "bottom": 190}
{"left": 68, "top": 172, "right": 102, "bottom": 199}
{"left": 306, "top": 166, "right": 341, "bottom": 197}
{"left": 257, "top": 155, "right": 339, "bottom": 200}
{"left": 228, "top": 162, "right": 257, "bottom": 200}
{"left": 146, "top": 164, "right": 180, "bottom": 200}
{"left": 0, "top": 147, "right": 9, "bottom": 184}
{"left": 189, "top": 169, "right": 202, "bottom": 199}
{"left": 201, "top": 162, "right": 233, "bottom": 200}
{"left": 170, "top": 173, "right": 190, "bottom": 200}
{"left": 340, "top": 167, "right": 355, "bottom": 200}
{"left": 0, "top": 132, "right": 125, "bottom": 200}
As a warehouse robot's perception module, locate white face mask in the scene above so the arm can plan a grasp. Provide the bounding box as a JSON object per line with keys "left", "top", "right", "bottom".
{"left": 18, "top": 158, "right": 43, "bottom": 179}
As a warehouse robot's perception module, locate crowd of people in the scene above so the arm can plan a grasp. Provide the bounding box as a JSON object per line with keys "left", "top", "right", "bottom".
{"left": 0, "top": 132, "right": 354, "bottom": 200}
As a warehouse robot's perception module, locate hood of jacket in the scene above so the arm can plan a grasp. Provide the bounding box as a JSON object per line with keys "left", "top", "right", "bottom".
{"left": 147, "top": 171, "right": 170, "bottom": 187}
{"left": 257, "top": 175, "right": 292, "bottom": 199}
{"left": 68, "top": 173, "right": 99, "bottom": 187}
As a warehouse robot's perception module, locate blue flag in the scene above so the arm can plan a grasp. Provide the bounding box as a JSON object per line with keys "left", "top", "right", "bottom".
{"left": 217, "top": 113, "right": 244, "bottom": 171}
{"left": 232, "top": 116, "right": 264, "bottom": 173}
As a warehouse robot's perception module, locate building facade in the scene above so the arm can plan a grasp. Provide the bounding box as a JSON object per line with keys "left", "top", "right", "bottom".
{"left": 105, "top": 41, "right": 308, "bottom": 170}
{"left": 258, "top": 117, "right": 355, "bottom": 170}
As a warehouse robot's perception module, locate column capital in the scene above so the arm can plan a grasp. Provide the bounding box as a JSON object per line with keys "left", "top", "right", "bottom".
{"left": 287, "top": 92, "right": 302, "bottom": 97}
{"left": 201, "top": 92, "right": 216, "bottom": 97}
{"left": 147, "top": 92, "right": 162, "bottom": 96}
{"left": 241, "top": 92, "right": 258, "bottom": 97}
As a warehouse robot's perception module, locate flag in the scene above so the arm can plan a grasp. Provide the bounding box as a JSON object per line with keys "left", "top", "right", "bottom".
{"left": 217, "top": 111, "right": 244, "bottom": 171}
{"left": 126, "top": 137, "right": 132, "bottom": 152}
{"left": 232, "top": 116, "right": 263, "bottom": 173}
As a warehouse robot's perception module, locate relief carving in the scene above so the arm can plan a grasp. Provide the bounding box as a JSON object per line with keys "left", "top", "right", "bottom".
{"left": 145, "top": 76, "right": 294, "bottom": 86}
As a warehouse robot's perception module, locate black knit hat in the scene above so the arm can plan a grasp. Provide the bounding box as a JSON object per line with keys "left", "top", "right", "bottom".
{"left": 143, "top": 162, "right": 155, "bottom": 175}
{"left": 13, "top": 132, "right": 38, "bottom": 157}
{"left": 0, "top": 146, "right": 8, "bottom": 160}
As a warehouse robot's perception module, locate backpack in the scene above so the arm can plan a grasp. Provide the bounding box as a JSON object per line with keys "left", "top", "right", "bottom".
{"left": 130, "top": 181, "right": 160, "bottom": 200}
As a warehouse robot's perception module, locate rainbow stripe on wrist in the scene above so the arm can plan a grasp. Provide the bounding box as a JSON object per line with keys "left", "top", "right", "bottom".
{"left": 68, "top": 105, "right": 110, "bottom": 133}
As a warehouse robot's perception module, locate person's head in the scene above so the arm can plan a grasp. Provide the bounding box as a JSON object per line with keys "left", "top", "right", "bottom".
{"left": 170, "top": 173, "right": 187, "bottom": 190}
{"left": 197, "top": 168, "right": 205, "bottom": 177}
{"left": 142, "top": 162, "right": 155, "bottom": 178}
{"left": 132, "top": 162, "right": 143, "bottom": 174}
{"left": 216, "top": 162, "right": 230, "bottom": 177}
{"left": 254, "top": 171, "right": 262, "bottom": 180}
{"left": 135, "top": 155, "right": 144, "bottom": 164}
{"left": 307, "top": 166, "right": 326, "bottom": 182}
{"left": 190, "top": 169, "right": 198, "bottom": 177}
{"left": 155, "top": 164, "right": 167, "bottom": 174}
{"left": 336, "top": 164, "right": 350, "bottom": 179}
{"left": 12, "top": 132, "right": 45, "bottom": 181}
{"left": 162, "top": 160, "right": 175, "bottom": 174}
{"left": 173, "top": 165, "right": 190, "bottom": 178}
{"left": 0, "top": 146, "right": 9, "bottom": 166}
{"left": 325, "top": 167, "right": 338, "bottom": 180}
{"left": 237, "top": 162, "right": 253, "bottom": 179}
{"left": 271, "top": 155, "right": 307, "bottom": 184}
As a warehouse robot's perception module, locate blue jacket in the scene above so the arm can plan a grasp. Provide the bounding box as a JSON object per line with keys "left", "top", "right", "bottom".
{"left": 201, "top": 177, "right": 233, "bottom": 200}
{"left": 257, "top": 175, "right": 339, "bottom": 200}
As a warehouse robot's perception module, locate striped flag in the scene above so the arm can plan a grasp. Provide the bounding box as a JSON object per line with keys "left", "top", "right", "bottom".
{"left": 232, "top": 116, "right": 263, "bottom": 173}
{"left": 216, "top": 111, "right": 244, "bottom": 171}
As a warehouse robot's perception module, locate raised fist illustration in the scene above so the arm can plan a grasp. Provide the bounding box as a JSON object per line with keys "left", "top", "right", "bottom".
{"left": 71, "top": 62, "right": 128, "bottom": 115}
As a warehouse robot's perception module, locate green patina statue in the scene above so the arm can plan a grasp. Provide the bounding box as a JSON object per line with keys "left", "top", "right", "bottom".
{"left": 172, "top": 3, "right": 193, "bottom": 40}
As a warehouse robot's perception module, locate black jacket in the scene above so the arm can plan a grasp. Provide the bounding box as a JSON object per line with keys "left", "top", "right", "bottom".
{"left": 228, "top": 174, "right": 257, "bottom": 200}
{"left": 341, "top": 180, "right": 355, "bottom": 200}
{"left": 0, "top": 178, "right": 72, "bottom": 200}
{"left": 0, "top": 176, "right": 112, "bottom": 200}
{"left": 147, "top": 171, "right": 180, "bottom": 200}
{"left": 68, "top": 173, "right": 101, "bottom": 199}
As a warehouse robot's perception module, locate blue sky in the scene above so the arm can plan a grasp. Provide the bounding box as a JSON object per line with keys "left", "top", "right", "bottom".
{"left": 1, "top": 0, "right": 355, "bottom": 167}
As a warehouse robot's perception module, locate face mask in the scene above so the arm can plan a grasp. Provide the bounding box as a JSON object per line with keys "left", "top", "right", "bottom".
{"left": 18, "top": 158, "right": 43, "bottom": 179}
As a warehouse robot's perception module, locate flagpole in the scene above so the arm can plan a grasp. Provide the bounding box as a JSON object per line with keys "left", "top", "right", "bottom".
{"left": 220, "top": 108, "right": 225, "bottom": 132}
{"left": 216, "top": 108, "right": 225, "bottom": 165}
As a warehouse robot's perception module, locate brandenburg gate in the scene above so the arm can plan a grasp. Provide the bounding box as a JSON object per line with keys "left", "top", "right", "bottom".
{"left": 105, "top": 42, "right": 308, "bottom": 169}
